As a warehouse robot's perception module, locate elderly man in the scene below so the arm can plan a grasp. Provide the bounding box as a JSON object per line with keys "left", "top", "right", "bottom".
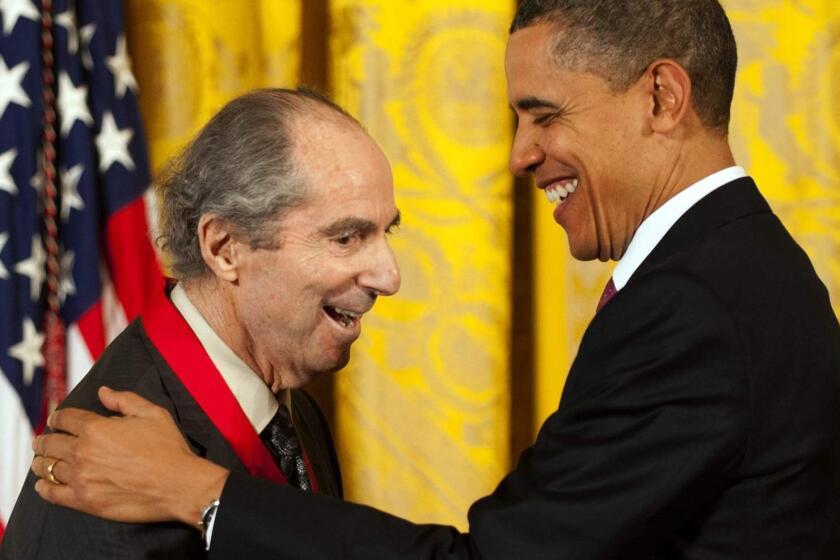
{"left": 0, "top": 88, "right": 400, "bottom": 558}
{"left": 21, "top": 1, "right": 840, "bottom": 558}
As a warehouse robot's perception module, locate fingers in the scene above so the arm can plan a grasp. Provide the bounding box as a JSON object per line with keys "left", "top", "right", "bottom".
{"left": 46, "top": 408, "right": 101, "bottom": 437}
{"left": 32, "top": 455, "right": 72, "bottom": 485}
{"left": 98, "top": 386, "right": 163, "bottom": 418}
{"left": 32, "top": 431, "right": 76, "bottom": 462}
{"left": 34, "top": 477, "right": 79, "bottom": 508}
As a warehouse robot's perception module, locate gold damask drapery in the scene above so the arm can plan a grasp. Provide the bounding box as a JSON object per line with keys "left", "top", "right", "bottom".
{"left": 124, "top": 0, "right": 840, "bottom": 529}
{"left": 125, "top": 0, "right": 300, "bottom": 173}
{"left": 330, "top": 0, "right": 514, "bottom": 527}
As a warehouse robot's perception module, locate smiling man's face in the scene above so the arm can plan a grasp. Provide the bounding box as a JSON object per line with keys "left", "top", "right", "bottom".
{"left": 506, "top": 22, "right": 657, "bottom": 262}
{"left": 233, "top": 115, "right": 402, "bottom": 390}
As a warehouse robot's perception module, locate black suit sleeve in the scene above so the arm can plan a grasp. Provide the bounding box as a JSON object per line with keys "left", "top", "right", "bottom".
{"left": 209, "top": 272, "right": 749, "bottom": 560}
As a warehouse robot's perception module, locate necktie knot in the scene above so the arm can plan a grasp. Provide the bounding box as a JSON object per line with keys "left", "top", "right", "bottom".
{"left": 597, "top": 277, "right": 617, "bottom": 312}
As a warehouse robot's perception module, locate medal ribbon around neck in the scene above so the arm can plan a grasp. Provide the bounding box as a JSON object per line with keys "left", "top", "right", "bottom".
{"left": 142, "top": 288, "right": 319, "bottom": 492}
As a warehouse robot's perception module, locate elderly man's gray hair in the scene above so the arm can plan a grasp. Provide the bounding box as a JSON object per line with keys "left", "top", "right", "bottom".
{"left": 156, "top": 88, "right": 358, "bottom": 279}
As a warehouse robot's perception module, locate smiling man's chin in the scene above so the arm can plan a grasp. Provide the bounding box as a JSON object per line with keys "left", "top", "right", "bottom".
{"left": 566, "top": 235, "right": 599, "bottom": 262}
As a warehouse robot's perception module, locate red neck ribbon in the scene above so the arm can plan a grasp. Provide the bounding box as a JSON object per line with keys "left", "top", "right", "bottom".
{"left": 142, "top": 288, "right": 318, "bottom": 492}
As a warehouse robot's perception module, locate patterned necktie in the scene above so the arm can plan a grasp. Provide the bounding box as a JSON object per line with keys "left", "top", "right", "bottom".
{"left": 596, "top": 277, "right": 617, "bottom": 312}
{"left": 259, "top": 404, "right": 311, "bottom": 491}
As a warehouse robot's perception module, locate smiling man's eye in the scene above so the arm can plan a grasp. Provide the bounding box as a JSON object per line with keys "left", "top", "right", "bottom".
{"left": 533, "top": 112, "right": 556, "bottom": 125}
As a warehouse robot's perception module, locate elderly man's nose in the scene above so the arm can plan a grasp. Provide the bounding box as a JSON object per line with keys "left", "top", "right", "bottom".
{"left": 360, "top": 242, "right": 401, "bottom": 296}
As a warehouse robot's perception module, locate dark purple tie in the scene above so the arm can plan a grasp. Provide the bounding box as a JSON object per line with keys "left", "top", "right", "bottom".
{"left": 259, "top": 404, "right": 311, "bottom": 491}
{"left": 596, "top": 277, "right": 617, "bottom": 312}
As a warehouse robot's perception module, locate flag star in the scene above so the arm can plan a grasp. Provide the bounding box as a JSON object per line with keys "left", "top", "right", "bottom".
{"left": 57, "top": 72, "right": 92, "bottom": 136}
{"left": 60, "top": 163, "right": 85, "bottom": 220}
{"left": 14, "top": 234, "right": 45, "bottom": 301}
{"left": 58, "top": 249, "right": 75, "bottom": 304}
{"left": 0, "top": 231, "right": 9, "bottom": 279}
{"left": 8, "top": 317, "right": 44, "bottom": 386}
{"left": 105, "top": 35, "right": 137, "bottom": 98}
{"left": 0, "top": 0, "right": 38, "bottom": 36}
{"left": 55, "top": 9, "right": 79, "bottom": 54}
{"left": 0, "top": 55, "right": 30, "bottom": 120}
{"left": 30, "top": 150, "right": 43, "bottom": 195}
{"left": 96, "top": 111, "right": 134, "bottom": 172}
{"left": 0, "top": 147, "right": 17, "bottom": 195}
{"left": 30, "top": 168, "right": 41, "bottom": 193}
{"left": 80, "top": 23, "right": 96, "bottom": 70}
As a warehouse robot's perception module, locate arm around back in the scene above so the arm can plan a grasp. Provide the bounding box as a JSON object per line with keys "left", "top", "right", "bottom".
{"left": 210, "top": 271, "right": 750, "bottom": 559}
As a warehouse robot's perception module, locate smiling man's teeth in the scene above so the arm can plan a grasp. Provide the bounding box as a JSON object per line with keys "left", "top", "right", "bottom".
{"left": 545, "top": 178, "right": 579, "bottom": 205}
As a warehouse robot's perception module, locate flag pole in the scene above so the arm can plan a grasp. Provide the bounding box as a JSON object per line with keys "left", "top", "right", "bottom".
{"left": 38, "top": 0, "right": 66, "bottom": 419}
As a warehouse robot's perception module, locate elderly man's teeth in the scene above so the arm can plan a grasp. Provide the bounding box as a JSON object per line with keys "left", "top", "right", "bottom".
{"left": 544, "top": 178, "right": 579, "bottom": 205}
{"left": 333, "top": 307, "right": 360, "bottom": 327}
{"left": 335, "top": 308, "right": 360, "bottom": 319}
{"left": 325, "top": 305, "right": 361, "bottom": 327}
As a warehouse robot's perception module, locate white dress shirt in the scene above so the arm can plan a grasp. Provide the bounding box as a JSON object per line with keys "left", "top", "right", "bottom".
{"left": 170, "top": 283, "right": 288, "bottom": 433}
{"left": 612, "top": 166, "right": 748, "bottom": 291}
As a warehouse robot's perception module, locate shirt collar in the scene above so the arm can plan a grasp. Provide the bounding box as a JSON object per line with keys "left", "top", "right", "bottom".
{"left": 170, "top": 284, "right": 285, "bottom": 433}
{"left": 612, "top": 166, "right": 748, "bottom": 290}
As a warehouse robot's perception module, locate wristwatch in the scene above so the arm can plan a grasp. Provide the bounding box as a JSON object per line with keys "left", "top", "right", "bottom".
{"left": 199, "top": 498, "right": 221, "bottom": 551}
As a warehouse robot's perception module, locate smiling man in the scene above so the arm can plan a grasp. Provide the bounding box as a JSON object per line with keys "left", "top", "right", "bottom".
{"left": 18, "top": 1, "right": 840, "bottom": 559}
{"left": 1, "top": 88, "right": 400, "bottom": 559}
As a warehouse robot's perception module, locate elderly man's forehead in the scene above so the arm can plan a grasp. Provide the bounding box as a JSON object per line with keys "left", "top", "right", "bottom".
{"left": 290, "top": 114, "right": 366, "bottom": 161}
{"left": 293, "top": 102, "right": 360, "bottom": 133}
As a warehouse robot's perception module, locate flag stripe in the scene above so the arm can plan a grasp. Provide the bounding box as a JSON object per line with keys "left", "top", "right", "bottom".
{"left": 66, "top": 321, "right": 95, "bottom": 390}
{"left": 74, "top": 301, "right": 105, "bottom": 363}
{"left": 0, "top": 366, "right": 34, "bottom": 532}
{"left": 104, "top": 197, "right": 163, "bottom": 320}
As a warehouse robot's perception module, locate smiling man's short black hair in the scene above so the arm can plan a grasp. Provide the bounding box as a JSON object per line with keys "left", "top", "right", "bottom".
{"left": 510, "top": 0, "right": 737, "bottom": 133}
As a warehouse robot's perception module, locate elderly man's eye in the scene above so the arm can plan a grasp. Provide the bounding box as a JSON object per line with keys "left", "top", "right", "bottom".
{"left": 335, "top": 233, "right": 356, "bottom": 245}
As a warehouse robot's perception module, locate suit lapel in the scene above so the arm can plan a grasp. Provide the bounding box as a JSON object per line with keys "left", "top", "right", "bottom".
{"left": 138, "top": 322, "right": 248, "bottom": 473}
{"left": 634, "top": 177, "right": 772, "bottom": 279}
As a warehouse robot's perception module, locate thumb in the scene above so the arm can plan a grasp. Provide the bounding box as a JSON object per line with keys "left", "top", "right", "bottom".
{"left": 98, "top": 386, "right": 160, "bottom": 418}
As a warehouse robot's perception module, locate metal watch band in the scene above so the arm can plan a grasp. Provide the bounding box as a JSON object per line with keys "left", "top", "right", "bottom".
{"left": 199, "top": 498, "right": 221, "bottom": 551}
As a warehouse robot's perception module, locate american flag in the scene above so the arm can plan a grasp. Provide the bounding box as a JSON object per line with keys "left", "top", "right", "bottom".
{"left": 0, "top": 0, "right": 162, "bottom": 539}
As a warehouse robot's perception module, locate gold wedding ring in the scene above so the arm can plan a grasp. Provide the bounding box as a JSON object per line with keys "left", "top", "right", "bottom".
{"left": 46, "top": 458, "right": 61, "bottom": 485}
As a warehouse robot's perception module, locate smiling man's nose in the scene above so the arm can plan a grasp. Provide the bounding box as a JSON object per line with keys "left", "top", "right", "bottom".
{"left": 510, "top": 130, "right": 545, "bottom": 177}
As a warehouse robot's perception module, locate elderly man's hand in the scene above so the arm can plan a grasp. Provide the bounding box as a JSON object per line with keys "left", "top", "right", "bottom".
{"left": 31, "top": 386, "right": 229, "bottom": 527}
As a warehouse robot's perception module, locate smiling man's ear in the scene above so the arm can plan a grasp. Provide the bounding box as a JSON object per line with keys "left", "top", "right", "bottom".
{"left": 645, "top": 59, "right": 692, "bottom": 134}
{"left": 197, "top": 214, "right": 241, "bottom": 283}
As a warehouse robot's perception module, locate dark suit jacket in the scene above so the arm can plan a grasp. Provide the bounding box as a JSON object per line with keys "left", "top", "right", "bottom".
{"left": 0, "top": 319, "right": 342, "bottom": 560}
{"left": 207, "top": 178, "right": 840, "bottom": 559}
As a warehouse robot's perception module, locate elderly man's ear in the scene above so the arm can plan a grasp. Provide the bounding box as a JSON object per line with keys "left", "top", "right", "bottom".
{"left": 645, "top": 59, "right": 692, "bottom": 134}
{"left": 197, "top": 214, "right": 241, "bottom": 283}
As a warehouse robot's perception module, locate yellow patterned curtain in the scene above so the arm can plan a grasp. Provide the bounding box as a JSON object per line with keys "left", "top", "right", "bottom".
{"left": 330, "top": 0, "right": 514, "bottom": 528}
{"left": 725, "top": 0, "right": 840, "bottom": 316}
{"left": 125, "top": 0, "right": 301, "bottom": 174}
{"left": 533, "top": 1, "right": 840, "bottom": 427}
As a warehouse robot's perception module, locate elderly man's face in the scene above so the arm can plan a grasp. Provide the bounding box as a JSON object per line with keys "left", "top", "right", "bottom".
{"left": 506, "top": 23, "right": 655, "bottom": 261}
{"left": 233, "top": 118, "right": 401, "bottom": 390}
